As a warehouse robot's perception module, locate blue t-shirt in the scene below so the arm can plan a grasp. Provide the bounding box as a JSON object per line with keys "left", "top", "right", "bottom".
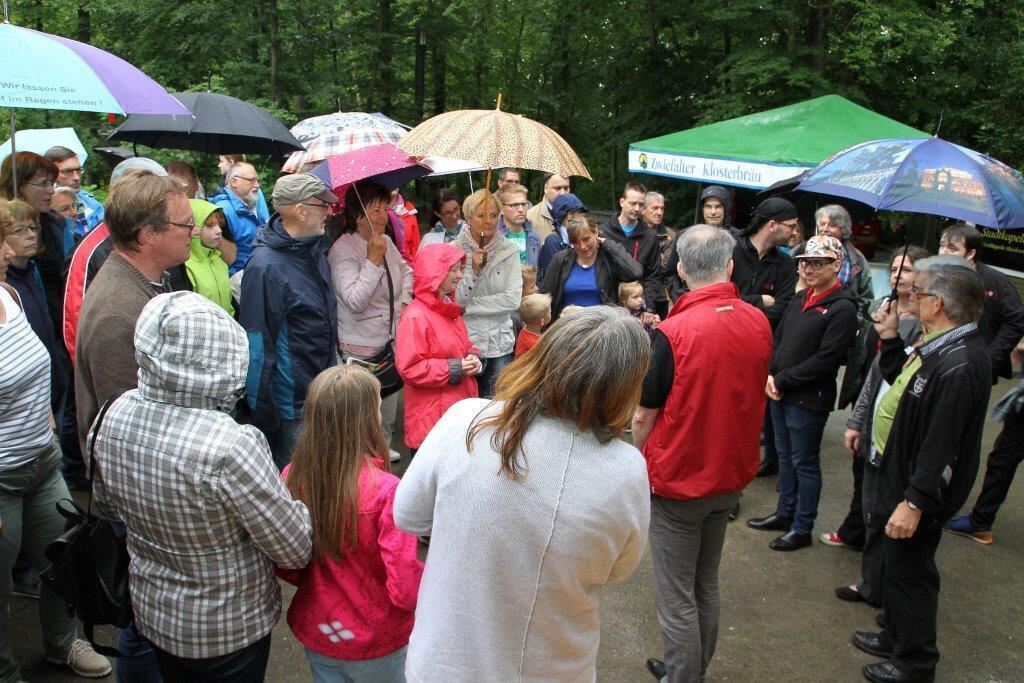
{"left": 620, "top": 221, "right": 638, "bottom": 236}
{"left": 561, "top": 262, "right": 602, "bottom": 309}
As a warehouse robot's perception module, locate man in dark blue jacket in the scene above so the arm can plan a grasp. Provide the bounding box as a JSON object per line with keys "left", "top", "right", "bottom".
{"left": 239, "top": 173, "right": 337, "bottom": 468}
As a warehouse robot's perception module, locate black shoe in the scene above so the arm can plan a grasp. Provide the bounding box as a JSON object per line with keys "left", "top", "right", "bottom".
{"left": 836, "top": 585, "right": 865, "bottom": 603}
{"left": 728, "top": 500, "right": 741, "bottom": 521}
{"left": 746, "top": 513, "right": 792, "bottom": 531}
{"left": 875, "top": 612, "right": 886, "bottom": 629}
{"left": 756, "top": 460, "right": 779, "bottom": 478}
{"left": 645, "top": 658, "right": 666, "bottom": 680}
{"left": 769, "top": 531, "right": 812, "bottom": 551}
{"left": 851, "top": 631, "right": 893, "bottom": 657}
{"left": 862, "top": 660, "right": 934, "bottom": 682}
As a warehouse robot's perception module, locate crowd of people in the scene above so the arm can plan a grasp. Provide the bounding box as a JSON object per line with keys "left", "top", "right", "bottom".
{"left": 1, "top": 140, "right": 1022, "bottom": 683}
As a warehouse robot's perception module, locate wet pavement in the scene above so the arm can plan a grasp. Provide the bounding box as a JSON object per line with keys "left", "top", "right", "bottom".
{"left": 12, "top": 378, "right": 1024, "bottom": 682}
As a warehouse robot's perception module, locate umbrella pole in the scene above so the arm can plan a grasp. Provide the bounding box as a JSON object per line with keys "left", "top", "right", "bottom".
{"left": 8, "top": 109, "right": 16, "bottom": 197}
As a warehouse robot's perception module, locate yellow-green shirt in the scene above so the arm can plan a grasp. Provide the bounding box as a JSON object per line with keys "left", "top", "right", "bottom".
{"left": 871, "top": 330, "right": 943, "bottom": 455}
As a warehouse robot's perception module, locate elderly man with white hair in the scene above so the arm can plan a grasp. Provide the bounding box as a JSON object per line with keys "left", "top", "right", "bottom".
{"left": 815, "top": 204, "right": 874, "bottom": 321}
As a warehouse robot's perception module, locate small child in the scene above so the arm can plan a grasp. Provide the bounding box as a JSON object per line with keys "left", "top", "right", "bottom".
{"left": 515, "top": 293, "right": 551, "bottom": 358}
{"left": 521, "top": 265, "right": 538, "bottom": 297}
{"left": 560, "top": 304, "right": 584, "bottom": 317}
{"left": 619, "top": 281, "right": 658, "bottom": 337}
{"left": 279, "top": 365, "right": 423, "bottom": 682}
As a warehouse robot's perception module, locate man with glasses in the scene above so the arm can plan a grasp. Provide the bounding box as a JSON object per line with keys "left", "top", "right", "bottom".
{"left": 851, "top": 255, "right": 990, "bottom": 683}
{"left": 239, "top": 174, "right": 338, "bottom": 468}
{"left": 214, "top": 162, "right": 269, "bottom": 275}
{"left": 44, "top": 145, "right": 104, "bottom": 235}
{"left": 497, "top": 182, "right": 540, "bottom": 267}
{"left": 527, "top": 172, "right": 571, "bottom": 242}
{"left": 747, "top": 235, "right": 858, "bottom": 551}
{"left": 733, "top": 198, "right": 800, "bottom": 481}
{"left": 937, "top": 223, "right": 1024, "bottom": 546}
{"left": 496, "top": 167, "right": 521, "bottom": 189}
{"left": 74, "top": 168, "right": 194, "bottom": 677}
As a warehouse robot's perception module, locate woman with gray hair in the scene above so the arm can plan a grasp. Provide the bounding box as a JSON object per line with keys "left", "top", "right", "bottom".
{"left": 815, "top": 204, "right": 874, "bottom": 321}
{"left": 394, "top": 306, "right": 651, "bottom": 682}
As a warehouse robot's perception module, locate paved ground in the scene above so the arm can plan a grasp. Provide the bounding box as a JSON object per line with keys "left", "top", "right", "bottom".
{"left": 12, "top": 376, "right": 1024, "bottom": 682}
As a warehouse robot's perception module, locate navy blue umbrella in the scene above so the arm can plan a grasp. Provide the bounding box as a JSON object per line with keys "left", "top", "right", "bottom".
{"left": 796, "top": 137, "right": 1024, "bottom": 229}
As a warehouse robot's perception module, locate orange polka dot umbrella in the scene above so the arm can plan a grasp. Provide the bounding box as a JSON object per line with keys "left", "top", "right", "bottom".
{"left": 397, "top": 105, "right": 591, "bottom": 181}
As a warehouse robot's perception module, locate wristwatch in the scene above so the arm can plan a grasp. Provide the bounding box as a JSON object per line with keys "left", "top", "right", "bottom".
{"left": 905, "top": 500, "right": 919, "bottom": 511}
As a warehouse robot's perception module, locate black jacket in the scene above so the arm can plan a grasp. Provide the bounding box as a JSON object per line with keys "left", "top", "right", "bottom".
{"left": 539, "top": 238, "right": 642, "bottom": 321}
{"left": 730, "top": 237, "right": 797, "bottom": 329}
{"left": 976, "top": 262, "right": 1024, "bottom": 381}
{"left": 600, "top": 217, "right": 662, "bottom": 308}
{"left": 871, "top": 324, "right": 991, "bottom": 522}
{"left": 771, "top": 284, "right": 859, "bottom": 413}
{"left": 665, "top": 224, "right": 743, "bottom": 300}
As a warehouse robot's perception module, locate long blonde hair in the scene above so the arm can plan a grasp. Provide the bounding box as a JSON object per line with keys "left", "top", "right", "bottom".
{"left": 287, "top": 365, "right": 390, "bottom": 562}
{"left": 467, "top": 306, "right": 651, "bottom": 480}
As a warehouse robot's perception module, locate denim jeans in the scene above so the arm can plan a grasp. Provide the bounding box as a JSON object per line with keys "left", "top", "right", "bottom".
{"left": 0, "top": 438, "right": 78, "bottom": 683}
{"left": 477, "top": 353, "right": 514, "bottom": 399}
{"left": 304, "top": 645, "right": 407, "bottom": 683}
{"left": 151, "top": 633, "right": 271, "bottom": 683}
{"left": 266, "top": 418, "right": 302, "bottom": 470}
{"left": 770, "top": 400, "right": 829, "bottom": 535}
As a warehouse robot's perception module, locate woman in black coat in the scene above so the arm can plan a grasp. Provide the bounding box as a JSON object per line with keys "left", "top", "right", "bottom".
{"left": 540, "top": 213, "right": 642, "bottom": 321}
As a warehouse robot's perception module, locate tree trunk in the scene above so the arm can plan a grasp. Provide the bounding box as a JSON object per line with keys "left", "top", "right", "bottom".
{"left": 77, "top": 2, "right": 91, "bottom": 43}
{"left": 263, "top": 0, "right": 279, "bottom": 101}
{"left": 432, "top": 42, "right": 446, "bottom": 115}
{"left": 379, "top": 0, "right": 393, "bottom": 112}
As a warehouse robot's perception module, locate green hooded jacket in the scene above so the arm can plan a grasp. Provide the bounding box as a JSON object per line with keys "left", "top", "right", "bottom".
{"left": 185, "top": 199, "right": 234, "bottom": 316}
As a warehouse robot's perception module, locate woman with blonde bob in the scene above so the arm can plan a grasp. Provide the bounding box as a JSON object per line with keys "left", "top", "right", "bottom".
{"left": 394, "top": 305, "right": 652, "bottom": 682}
{"left": 281, "top": 365, "right": 423, "bottom": 682}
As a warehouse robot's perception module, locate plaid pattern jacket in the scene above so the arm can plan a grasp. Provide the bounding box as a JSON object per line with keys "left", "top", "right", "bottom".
{"left": 92, "top": 292, "right": 312, "bottom": 658}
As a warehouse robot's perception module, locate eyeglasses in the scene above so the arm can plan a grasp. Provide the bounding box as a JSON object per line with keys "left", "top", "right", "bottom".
{"left": 797, "top": 258, "right": 836, "bottom": 270}
{"left": 910, "top": 283, "right": 938, "bottom": 299}
{"left": 8, "top": 224, "right": 39, "bottom": 238}
{"left": 439, "top": 209, "right": 460, "bottom": 217}
{"left": 503, "top": 202, "right": 529, "bottom": 210}
{"left": 234, "top": 175, "right": 260, "bottom": 183}
{"left": 165, "top": 219, "right": 197, "bottom": 231}
{"left": 24, "top": 180, "right": 54, "bottom": 190}
{"left": 302, "top": 200, "right": 331, "bottom": 210}
{"left": 58, "top": 167, "right": 83, "bottom": 176}
{"left": 777, "top": 220, "right": 799, "bottom": 231}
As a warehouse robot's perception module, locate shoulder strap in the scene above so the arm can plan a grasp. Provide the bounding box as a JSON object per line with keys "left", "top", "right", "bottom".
{"left": 86, "top": 390, "right": 127, "bottom": 517}
{"left": 382, "top": 256, "right": 396, "bottom": 340}
{"left": 0, "top": 282, "right": 22, "bottom": 309}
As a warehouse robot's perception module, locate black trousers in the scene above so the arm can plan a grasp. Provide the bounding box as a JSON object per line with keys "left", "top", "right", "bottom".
{"left": 152, "top": 634, "right": 271, "bottom": 683}
{"left": 836, "top": 454, "right": 866, "bottom": 547}
{"left": 881, "top": 521, "right": 944, "bottom": 677}
{"left": 970, "top": 410, "right": 1024, "bottom": 530}
{"left": 761, "top": 402, "right": 778, "bottom": 466}
{"left": 858, "top": 463, "right": 885, "bottom": 607}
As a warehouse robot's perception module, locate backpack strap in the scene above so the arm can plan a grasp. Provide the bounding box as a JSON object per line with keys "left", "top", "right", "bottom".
{"left": 86, "top": 390, "right": 127, "bottom": 518}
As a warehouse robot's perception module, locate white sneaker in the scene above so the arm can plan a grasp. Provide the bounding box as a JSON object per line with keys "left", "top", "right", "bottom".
{"left": 388, "top": 449, "right": 401, "bottom": 463}
{"left": 46, "top": 639, "right": 112, "bottom": 678}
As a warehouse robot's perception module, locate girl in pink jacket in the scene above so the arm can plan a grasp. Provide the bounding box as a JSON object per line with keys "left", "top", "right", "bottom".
{"left": 280, "top": 365, "right": 423, "bottom": 681}
{"left": 396, "top": 242, "right": 482, "bottom": 452}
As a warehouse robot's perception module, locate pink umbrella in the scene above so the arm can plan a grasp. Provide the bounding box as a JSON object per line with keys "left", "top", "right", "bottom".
{"left": 308, "top": 143, "right": 431, "bottom": 204}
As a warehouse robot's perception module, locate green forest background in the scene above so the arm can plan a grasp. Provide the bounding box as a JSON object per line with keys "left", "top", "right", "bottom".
{"left": 9, "top": 0, "right": 1024, "bottom": 221}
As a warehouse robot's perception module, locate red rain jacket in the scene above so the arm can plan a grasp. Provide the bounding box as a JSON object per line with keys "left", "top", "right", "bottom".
{"left": 396, "top": 243, "right": 479, "bottom": 448}
{"left": 642, "top": 282, "right": 772, "bottom": 500}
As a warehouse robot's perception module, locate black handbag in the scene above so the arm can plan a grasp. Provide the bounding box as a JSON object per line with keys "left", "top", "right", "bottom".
{"left": 349, "top": 257, "right": 404, "bottom": 398}
{"left": 39, "top": 393, "right": 132, "bottom": 656}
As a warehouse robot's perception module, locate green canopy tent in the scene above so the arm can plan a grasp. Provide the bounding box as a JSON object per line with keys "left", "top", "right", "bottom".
{"left": 628, "top": 94, "right": 929, "bottom": 189}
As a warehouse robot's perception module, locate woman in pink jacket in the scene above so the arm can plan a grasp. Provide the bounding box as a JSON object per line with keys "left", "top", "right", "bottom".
{"left": 280, "top": 365, "right": 423, "bottom": 682}
{"left": 396, "top": 242, "right": 482, "bottom": 453}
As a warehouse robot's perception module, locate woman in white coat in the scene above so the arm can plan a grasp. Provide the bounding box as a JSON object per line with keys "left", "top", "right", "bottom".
{"left": 394, "top": 306, "right": 652, "bottom": 682}
{"left": 455, "top": 189, "right": 521, "bottom": 398}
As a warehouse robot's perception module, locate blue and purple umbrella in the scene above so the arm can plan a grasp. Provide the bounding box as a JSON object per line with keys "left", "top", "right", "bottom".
{"left": 796, "top": 137, "right": 1024, "bottom": 229}
{"left": 0, "top": 23, "right": 188, "bottom": 115}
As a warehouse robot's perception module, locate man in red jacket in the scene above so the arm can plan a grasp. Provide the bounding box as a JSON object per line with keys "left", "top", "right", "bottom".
{"left": 632, "top": 225, "right": 773, "bottom": 683}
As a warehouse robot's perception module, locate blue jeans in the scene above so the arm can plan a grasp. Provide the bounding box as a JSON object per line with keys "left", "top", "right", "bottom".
{"left": 266, "top": 418, "right": 302, "bottom": 470}
{"left": 152, "top": 634, "right": 270, "bottom": 682}
{"left": 477, "top": 353, "right": 514, "bottom": 399}
{"left": 305, "top": 646, "right": 407, "bottom": 683}
{"left": 770, "top": 400, "right": 829, "bottom": 535}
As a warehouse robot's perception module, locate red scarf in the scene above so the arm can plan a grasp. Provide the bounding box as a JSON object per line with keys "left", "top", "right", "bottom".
{"left": 802, "top": 280, "right": 841, "bottom": 312}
